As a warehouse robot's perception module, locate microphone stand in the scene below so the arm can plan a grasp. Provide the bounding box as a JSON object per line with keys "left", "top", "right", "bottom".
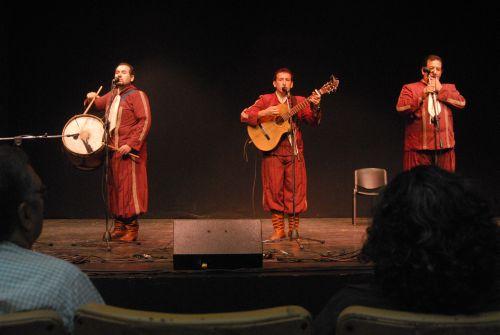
{"left": 286, "top": 89, "right": 298, "bottom": 241}
{"left": 431, "top": 94, "right": 440, "bottom": 166}
{"left": 285, "top": 89, "right": 324, "bottom": 249}
{"left": 101, "top": 80, "right": 118, "bottom": 251}
{"left": 428, "top": 81, "right": 442, "bottom": 166}
{"left": 0, "top": 133, "right": 81, "bottom": 144}
{"left": 430, "top": 93, "right": 443, "bottom": 166}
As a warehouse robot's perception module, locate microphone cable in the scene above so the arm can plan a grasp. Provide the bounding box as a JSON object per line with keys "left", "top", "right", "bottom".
{"left": 243, "top": 138, "right": 258, "bottom": 218}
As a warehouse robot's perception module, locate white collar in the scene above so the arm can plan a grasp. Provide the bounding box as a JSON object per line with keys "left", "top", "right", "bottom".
{"left": 275, "top": 92, "right": 288, "bottom": 104}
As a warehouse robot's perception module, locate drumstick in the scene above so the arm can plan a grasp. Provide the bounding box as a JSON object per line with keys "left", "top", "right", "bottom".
{"left": 83, "top": 85, "right": 103, "bottom": 115}
{"left": 105, "top": 144, "right": 140, "bottom": 159}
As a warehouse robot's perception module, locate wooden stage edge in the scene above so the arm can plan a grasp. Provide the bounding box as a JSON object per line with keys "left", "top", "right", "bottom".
{"left": 35, "top": 218, "right": 373, "bottom": 278}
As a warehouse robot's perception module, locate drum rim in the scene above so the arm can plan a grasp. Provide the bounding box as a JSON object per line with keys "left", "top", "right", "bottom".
{"left": 63, "top": 113, "right": 104, "bottom": 128}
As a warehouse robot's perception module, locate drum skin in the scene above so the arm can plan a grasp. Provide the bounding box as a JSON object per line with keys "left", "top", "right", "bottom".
{"left": 62, "top": 114, "right": 105, "bottom": 170}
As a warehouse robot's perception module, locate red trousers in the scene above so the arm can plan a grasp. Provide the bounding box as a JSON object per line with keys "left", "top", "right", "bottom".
{"left": 403, "top": 149, "right": 455, "bottom": 172}
{"left": 261, "top": 154, "right": 307, "bottom": 214}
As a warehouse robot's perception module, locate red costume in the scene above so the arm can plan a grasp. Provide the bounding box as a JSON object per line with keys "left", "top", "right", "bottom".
{"left": 241, "top": 93, "right": 320, "bottom": 214}
{"left": 396, "top": 81, "right": 465, "bottom": 172}
{"left": 94, "top": 84, "right": 151, "bottom": 219}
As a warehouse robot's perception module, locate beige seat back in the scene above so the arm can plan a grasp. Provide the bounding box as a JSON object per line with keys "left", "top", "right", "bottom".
{"left": 0, "top": 309, "right": 65, "bottom": 335}
{"left": 74, "top": 303, "right": 312, "bottom": 335}
{"left": 337, "top": 305, "right": 500, "bottom": 335}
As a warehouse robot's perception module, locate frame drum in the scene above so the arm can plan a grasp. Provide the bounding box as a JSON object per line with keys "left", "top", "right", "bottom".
{"left": 62, "top": 114, "right": 105, "bottom": 170}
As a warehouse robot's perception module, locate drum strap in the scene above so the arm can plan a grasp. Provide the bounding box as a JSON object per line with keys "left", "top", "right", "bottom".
{"left": 120, "top": 89, "right": 138, "bottom": 99}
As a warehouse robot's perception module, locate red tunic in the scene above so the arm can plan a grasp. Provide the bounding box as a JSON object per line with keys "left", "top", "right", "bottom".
{"left": 241, "top": 93, "right": 320, "bottom": 214}
{"left": 94, "top": 85, "right": 152, "bottom": 218}
{"left": 396, "top": 81, "right": 465, "bottom": 150}
{"left": 396, "top": 81, "right": 465, "bottom": 171}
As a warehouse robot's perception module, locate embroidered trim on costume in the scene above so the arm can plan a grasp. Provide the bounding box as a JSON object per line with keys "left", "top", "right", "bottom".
{"left": 422, "top": 99, "right": 427, "bottom": 149}
{"left": 446, "top": 98, "right": 466, "bottom": 107}
{"left": 131, "top": 160, "right": 140, "bottom": 215}
{"left": 138, "top": 91, "right": 150, "bottom": 142}
{"left": 396, "top": 105, "right": 411, "bottom": 112}
{"left": 444, "top": 108, "right": 450, "bottom": 147}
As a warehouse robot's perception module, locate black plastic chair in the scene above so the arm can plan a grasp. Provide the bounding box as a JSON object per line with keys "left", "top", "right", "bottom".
{"left": 352, "top": 168, "right": 387, "bottom": 225}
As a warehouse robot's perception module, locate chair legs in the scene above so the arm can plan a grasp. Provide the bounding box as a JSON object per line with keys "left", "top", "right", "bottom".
{"left": 352, "top": 191, "right": 357, "bottom": 225}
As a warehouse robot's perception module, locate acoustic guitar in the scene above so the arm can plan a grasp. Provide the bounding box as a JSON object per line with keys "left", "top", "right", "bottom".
{"left": 247, "top": 75, "right": 339, "bottom": 151}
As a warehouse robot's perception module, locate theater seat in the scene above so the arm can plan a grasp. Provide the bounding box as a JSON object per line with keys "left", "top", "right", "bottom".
{"left": 74, "top": 303, "right": 312, "bottom": 335}
{"left": 336, "top": 305, "right": 500, "bottom": 335}
{"left": 0, "top": 309, "right": 65, "bottom": 335}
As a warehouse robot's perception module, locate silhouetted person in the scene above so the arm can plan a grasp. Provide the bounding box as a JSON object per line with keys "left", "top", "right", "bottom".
{"left": 0, "top": 145, "right": 104, "bottom": 333}
{"left": 314, "top": 165, "right": 498, "bottom": 335}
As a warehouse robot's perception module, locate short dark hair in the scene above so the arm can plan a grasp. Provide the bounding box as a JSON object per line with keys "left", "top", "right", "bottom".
{"left": 274, "top": 68, "right": 293, "bottom": 81}
{"left": 0, "top": 146, "right": 37, "bottom": 240}
{"left": 422, "top": 54, "right": 443, "bottom": 68}
{"left": 362, "top": 165, "right": 497, "bottom": 314}
{"left": 117, "top": 62, "right": 135, "bottom": 76}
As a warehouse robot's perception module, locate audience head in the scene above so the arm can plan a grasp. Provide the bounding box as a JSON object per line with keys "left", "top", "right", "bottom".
{"left": 362, "top": 165, "right": 497, "bottom": 313}
{"left": 0, "top": 145, "right": 45, "bottom": 248}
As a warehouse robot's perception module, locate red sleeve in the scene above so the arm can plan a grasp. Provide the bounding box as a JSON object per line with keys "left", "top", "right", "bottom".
{"left": 83, "top": 91, "right": 111, "bottom": 112}
{"left": 126, "top": 91, "right": 152, "bottom": 151}
{"left": 240, "top": 95, "right": 267, "bottom": 126}
{"left": 437, "top": 84, "right": 466, "bottom": 110}
{"left": 396, "top": 84, "right": 422, "bottom": 115}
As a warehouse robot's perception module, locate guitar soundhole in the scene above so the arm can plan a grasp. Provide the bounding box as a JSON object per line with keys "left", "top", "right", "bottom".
{"left": 275, "top": 116, "right": 284, "bottom": 125}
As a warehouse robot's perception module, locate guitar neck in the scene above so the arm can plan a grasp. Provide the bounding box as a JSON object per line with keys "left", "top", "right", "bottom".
{"left": 279, "top": 76, "right": 338, "bottom": 121}
{"left": 281, "top": 94, "right": 315, "bottom": 121}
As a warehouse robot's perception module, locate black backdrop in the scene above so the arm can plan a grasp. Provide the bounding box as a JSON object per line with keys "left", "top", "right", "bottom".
{"left": 4, "top": 2, "right": 499, "bottom": 218}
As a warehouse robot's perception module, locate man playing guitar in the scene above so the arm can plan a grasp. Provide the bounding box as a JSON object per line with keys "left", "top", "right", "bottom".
{"left": 241, "top": 68, "right": 321, "bottom": 241}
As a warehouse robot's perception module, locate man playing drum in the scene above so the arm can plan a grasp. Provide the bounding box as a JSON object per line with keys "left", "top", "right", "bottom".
{"left": 85, "top": 63, "right": 151, "bottom": 242}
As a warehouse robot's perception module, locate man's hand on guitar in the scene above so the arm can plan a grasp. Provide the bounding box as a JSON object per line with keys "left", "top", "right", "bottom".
{"left": 258, "top": 106, "right": 280, "bottom": 118}
{"left": 310, "top": 91, "right": 321, "bottom": 105}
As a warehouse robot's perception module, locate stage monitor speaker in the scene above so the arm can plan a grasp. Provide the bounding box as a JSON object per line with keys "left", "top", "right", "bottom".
{"left": 173, "top": 219, "right": 263, "bottom": 270}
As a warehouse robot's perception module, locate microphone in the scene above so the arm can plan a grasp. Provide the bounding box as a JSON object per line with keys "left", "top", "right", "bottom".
{"left": 112, "top": 77, "right": 120, "bottom": 85}
{"left": 423, "top": 67, "right": 436, "bottom": 95}
{"left": 282, "top": 86, "right": 291, "bottom": 98}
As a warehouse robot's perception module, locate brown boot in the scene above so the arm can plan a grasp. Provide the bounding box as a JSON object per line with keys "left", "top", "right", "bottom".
{"left": 110, "top": 220, "right": 126, "bottom": 240}
{"left": 119, "top": 221, "right": 139, "bottom": 242}
{"left": 288, "top": 215, "right": 300, "bottom": 240}
{"left": 268, "top": 212, "right": 286, "bottom": 241}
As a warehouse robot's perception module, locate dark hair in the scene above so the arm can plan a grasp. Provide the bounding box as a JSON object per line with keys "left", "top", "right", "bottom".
{"left": 274, "top": 68, "right": 293, "bottom": 81}
{"left": 0, "top": 146, "right": 37, "bottom": 240}
{"left": 362, "top": 165, "right": 497, "bottom": 314}
{"left": 422, "top": 54, "right": 443, "bottom": 68}
{"left": 117, "top": 62, "right": 135, "bottom": 76}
